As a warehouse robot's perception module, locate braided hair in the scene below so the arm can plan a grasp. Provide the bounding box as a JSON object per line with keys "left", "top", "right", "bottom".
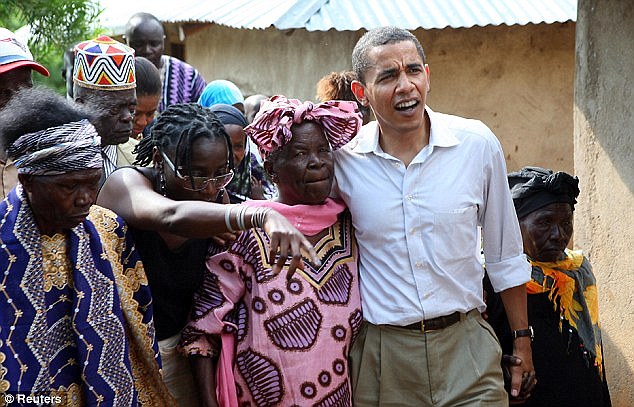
{"left": 134, "top": 103, "right": 233, "bottom": 176}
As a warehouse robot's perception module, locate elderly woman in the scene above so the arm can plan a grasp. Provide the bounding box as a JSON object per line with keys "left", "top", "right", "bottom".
{"left": 208, "top": 104, "right": 276, "bottom": 203}
{"left": 181, "top": 96, "right": 363, "bottom": 406}
{"left": 97, "top": 103, "right": 318, "bottom": 405}
{"left": 0, "top": 87, "right": 173, "bottom": 404}
{"left": 485, "top": 167, "right": 611, "bottom": 406}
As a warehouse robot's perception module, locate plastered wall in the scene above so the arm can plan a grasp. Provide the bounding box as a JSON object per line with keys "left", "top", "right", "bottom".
{"left": 574, "top": 1, "right": 634, "bottom": 405}
{"left": 186, "top": 22, "right": 574, "bottom": 173}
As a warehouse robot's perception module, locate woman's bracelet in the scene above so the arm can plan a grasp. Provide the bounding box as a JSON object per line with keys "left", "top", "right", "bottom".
{"left": 251, "top": 207, "right": 271, "bottom": 229}
{"left": 225, "top": 205, "right": 271, "bottom": 232}
{"left": 236, "top": 205, "right": 248, "bottom": 231}
{"left": 224, "top": 205, "right": 236, "bottom": 232}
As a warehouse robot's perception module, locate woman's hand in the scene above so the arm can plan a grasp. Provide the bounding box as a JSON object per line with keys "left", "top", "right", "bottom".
{"left": 263, "top": 210, "right": 319, "bottom": 276}
{"left": 250, "top": 176, "right": 266, "bottom": 200}
{"left": 502, "top": 354, "right": 537, "bottom": 404}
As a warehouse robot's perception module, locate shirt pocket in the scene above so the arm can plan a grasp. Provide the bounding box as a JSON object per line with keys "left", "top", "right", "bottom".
{"left": 431, "top": 205, "right": 478, "bottom": 271}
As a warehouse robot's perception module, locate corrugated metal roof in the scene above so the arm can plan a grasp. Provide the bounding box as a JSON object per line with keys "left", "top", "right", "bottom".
{"left": 298, "top": 0, "right": 576, "bottom": 31}
{"left": 100, "top": 0, "right": 576, "bottom": 33}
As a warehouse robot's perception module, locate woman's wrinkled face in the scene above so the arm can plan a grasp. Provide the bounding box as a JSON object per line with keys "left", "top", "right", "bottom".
{"left": 157, "top": 136, "right": 231, "bottom": 203}
{"left": 267, "top": 122, "right": 333, "bottom": 206}
{"left": 519, "top": 202, "right": 573, "bottom": 262}
{"left": 20, "top": 168, "right": 102, "bottom": 236}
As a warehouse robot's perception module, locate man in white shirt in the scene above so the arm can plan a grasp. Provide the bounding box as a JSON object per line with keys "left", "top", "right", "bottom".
{"left": 334, "top": 27, "right": 535, "bottom": 406}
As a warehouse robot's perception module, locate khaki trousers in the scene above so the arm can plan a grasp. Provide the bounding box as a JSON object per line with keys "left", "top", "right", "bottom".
{"left": 349, "top": 310, "right": 508, "bottom": 407}
{"left": 159, "top": 333, "right": 201, "bottom": 407}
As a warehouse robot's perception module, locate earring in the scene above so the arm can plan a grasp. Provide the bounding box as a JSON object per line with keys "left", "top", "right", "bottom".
{"left": 157, "top": 162, "right": 167, "bottom": 197}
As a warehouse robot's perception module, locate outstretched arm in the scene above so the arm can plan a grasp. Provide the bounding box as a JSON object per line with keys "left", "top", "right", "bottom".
{"left": 97, "top": 168, "right": 318, "bottom": 274}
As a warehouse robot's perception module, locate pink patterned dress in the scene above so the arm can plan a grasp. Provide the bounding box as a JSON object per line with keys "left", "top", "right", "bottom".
{"left": 182, "top": 206, "right": 361, "bottom": 406}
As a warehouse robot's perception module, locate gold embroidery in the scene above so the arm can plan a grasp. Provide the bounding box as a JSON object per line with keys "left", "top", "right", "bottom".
{"left": 41, "top": 234, "right": 72, "bottom": 292}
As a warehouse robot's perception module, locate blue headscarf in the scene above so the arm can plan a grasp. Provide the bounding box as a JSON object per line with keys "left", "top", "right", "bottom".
{"left": 198, "top": 79, "right": 245, "bottom": 108}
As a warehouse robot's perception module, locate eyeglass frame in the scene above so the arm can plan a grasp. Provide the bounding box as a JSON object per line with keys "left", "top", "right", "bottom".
{"left": 160, "top": 150, "right": 234, "bottom": 191}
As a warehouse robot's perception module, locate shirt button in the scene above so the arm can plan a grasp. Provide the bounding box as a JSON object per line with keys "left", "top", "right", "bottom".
{"left": 415, "top": 261, "right": 423, "bottom": 268}
{"left": 407, "top": 195, "right": 413, "bottom": 201}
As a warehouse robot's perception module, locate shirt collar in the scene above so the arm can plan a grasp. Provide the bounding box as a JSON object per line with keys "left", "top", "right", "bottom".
{"left": 349, "top": 106, "right": 460, "bottom": 155}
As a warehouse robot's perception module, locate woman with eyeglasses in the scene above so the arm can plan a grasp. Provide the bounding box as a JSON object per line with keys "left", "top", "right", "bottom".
{"left": 207, "top": 104, "right": 277, "bottom": 203}
{"left": 97, "top": 103, "right": 318, "bottom": 406}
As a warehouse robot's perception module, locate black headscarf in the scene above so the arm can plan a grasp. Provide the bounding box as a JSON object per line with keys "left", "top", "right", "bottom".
{"left": 508, "top": 166, "right": 580, "bottom": 219}
{"left": 208, "top": 104, "right": 248, "bottom": 127}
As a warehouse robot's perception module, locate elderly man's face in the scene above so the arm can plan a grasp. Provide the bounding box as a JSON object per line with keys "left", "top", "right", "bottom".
{"left": 20, "top": 168, "right": 102, "bottom": 236}
{"left": 519, "top": 202, "right": 573, "bottom": 262}
{"left": 80, "top": 89, "right": 137, "bottom": 145}
{"left": 126, "top": 19, "right": 164, "bottom": 69}
{"left": 0, "top": 67, "right": 33, "bottom": 109}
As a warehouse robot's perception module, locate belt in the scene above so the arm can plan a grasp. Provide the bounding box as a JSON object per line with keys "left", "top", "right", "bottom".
{"left": 389, "top": 311, "right": 463, "bottom": 332}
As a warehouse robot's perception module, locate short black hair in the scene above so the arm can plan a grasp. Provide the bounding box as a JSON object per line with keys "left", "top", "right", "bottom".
{"left": 352, "top": 27, "right": 426, "bottom": 84}
{"left": 135, "top": 56, "right": 161, "bottom": 97}
{"left": 0, "top": 86, "right": 92, "bottom": 154}
{"left": 125, "top": 12, "right": 164, "bottom": 38}
{"left": 134, "top": 103, "right": 234, "bottom": 176}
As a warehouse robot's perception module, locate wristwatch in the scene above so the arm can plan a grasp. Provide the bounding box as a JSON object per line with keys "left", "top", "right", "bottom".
{"left": 512, "top": 326, "right": 534, "bottom": 341}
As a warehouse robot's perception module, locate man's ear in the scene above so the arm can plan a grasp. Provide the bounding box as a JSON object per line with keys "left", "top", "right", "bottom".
{"left": 425, "top": 64, "right": 431, "bottom": 93}
{"left": 17, "top": 173, "right": 32, "bottom": 192}
{"left": 351, "top": 80, "right": 368, "bottom": 106}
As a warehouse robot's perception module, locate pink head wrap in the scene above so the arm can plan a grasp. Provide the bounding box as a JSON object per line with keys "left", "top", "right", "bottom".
{"left": 244, "top": 95, "right": 362, "bottom": 160}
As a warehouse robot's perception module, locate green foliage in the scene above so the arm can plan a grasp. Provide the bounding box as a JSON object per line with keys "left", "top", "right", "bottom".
{"left": 0, "top": 0, "right": 104, "bottom": 94}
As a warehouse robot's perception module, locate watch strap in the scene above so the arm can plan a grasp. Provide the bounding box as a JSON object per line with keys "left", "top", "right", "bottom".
{"left": 512, "top": 326, "right": 534, "bottom": 340}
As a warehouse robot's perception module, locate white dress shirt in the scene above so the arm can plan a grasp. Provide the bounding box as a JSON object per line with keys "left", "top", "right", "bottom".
{"left": 333, "top": 107, "right": 530, "bottom": 325}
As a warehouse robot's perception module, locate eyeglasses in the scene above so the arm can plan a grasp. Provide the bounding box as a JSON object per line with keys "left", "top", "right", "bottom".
{"left": 161, "top": 151, "right": 234, "bottom": 191}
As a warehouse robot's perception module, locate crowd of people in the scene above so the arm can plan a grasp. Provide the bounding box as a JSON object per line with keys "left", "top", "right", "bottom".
{"left": 0, "top": 14, "right": 611, "bottom": 407}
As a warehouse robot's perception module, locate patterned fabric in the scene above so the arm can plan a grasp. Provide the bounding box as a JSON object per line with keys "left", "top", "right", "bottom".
{"left": 245, "top": 95, "right": 362, "bottom": 160}
{"left": 159, "top": 55, "right": 206, "bottom": 113}
{"left": 182, "top": 209, "right": 361, "bottom": 406}
{"left": 198, "top": 80, "right": 244, "bottom": 108}
{"left": 0, "top": 186, "right": 174, "bottom": 405}
{"left": 526, "top": 249, "right": 604, "bottom": 377}
{"left": 8, "top": 119, "right": 102, "bottom": 176}
{"left": 74, "top": 35, "right": 135, "bottom": 91}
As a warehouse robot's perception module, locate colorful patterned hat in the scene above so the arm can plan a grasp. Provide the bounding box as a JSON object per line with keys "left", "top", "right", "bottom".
{"left": 74, "top": 35, "right": 135, "bottom": 90}
{"left": 0, "top": 27, "right": 49, "bottom": 76}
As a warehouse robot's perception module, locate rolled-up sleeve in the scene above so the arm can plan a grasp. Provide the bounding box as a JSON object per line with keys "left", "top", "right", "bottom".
{"left": 480, "top": 135, "right": 530, "bottom": 292}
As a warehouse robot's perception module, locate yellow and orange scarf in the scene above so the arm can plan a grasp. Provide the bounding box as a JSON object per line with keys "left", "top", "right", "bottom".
{"left": 526, "top": 249, "right": 604, "bottom": 377}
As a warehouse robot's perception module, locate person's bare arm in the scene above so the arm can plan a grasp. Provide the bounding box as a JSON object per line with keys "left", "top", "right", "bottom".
{"left": 190, "top": 355, "right": 218, "bottom": 407}
{"left": 499, "top": 285, "right": 535, "bottom": 400}
{"left": 97, "top": 168, "right": 318, "bottom": 273}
